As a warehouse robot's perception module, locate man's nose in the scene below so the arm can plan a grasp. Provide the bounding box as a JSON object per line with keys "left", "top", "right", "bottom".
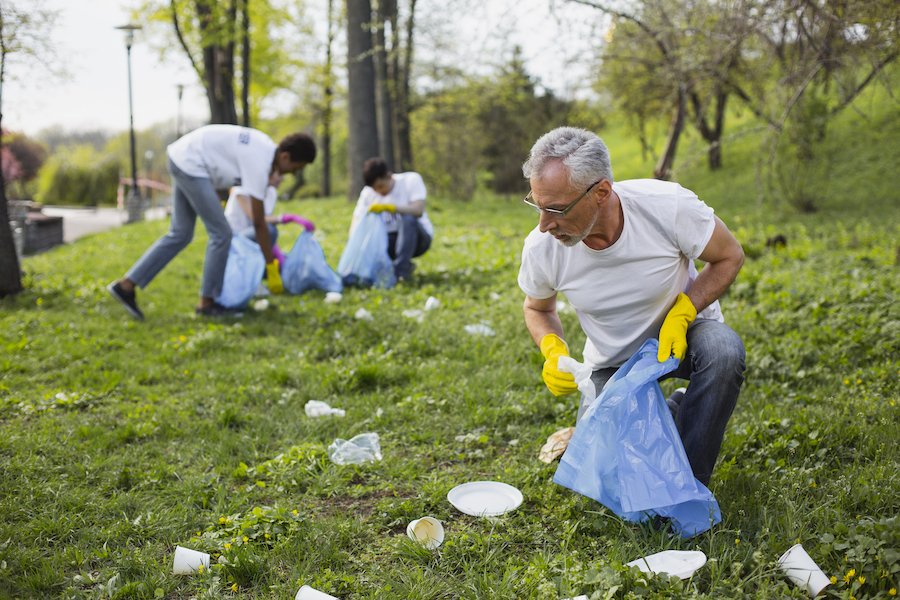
{"left": 538, "top": 211, "right": 556, "bottom": 233}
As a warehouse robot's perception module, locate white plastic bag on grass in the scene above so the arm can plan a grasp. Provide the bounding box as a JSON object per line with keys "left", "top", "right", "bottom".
{"left": 328, "top": 433, "right": 382, "bottom": 465}
{"left": 305, "top": 400, "right": 346, "bottom": 418}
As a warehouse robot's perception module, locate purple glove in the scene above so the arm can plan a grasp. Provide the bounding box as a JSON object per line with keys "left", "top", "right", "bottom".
{"left": 272, "top": 243, "right": 286, "bottom": 267}
{"left": 281, "top": 214, "right": 315, "bottom": 232}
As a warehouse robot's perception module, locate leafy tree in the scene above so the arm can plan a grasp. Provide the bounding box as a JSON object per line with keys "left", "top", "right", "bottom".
{"left": 1, "top": 130, "right": 47, "bottom": 198}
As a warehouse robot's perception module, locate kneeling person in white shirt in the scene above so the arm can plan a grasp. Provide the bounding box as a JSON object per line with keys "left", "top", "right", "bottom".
{"left": 349, "top": 157, "right": 434, "bottom": 281}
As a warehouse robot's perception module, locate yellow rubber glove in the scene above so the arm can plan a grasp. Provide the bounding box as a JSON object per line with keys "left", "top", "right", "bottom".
{"left": 266, "top": 259, "right": 284, "bottom": 295}
{"left": 658, "top": 292, "right": 697, "bottom": 362}
{"left": 369, "top": 203, "right": 396, "bottom": 214}
{"left": 539, "top": 333, "right": 579, "bottom": 397}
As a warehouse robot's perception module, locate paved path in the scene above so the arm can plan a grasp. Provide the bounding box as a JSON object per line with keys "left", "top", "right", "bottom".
{"left": 42, "top": 206, "right": 169, "bottom": 243}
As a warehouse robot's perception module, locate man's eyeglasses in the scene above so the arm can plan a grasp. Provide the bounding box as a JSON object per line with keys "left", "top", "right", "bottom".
{"left": 523, "top": 180, "right": 602, "bottom": 217}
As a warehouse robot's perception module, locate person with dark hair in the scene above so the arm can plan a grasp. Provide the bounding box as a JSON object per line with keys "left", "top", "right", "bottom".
{"left": 107, "top": 125, "right": 315, "bottom": 319}
{"left": 518, "top": 127, "right": 745, "bottom": 486}
{"left": 349, "top": 157, "right": 433, "bottom": 281}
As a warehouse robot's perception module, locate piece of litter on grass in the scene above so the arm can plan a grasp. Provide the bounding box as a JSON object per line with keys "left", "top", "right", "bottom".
{"left": 424, "top": 296, "right": 440, "bottom": 311}
{"left": 556, "top": 300, "right": 571, "bottom": 313}
{"left": 355, "top": 307, "right": 374, "bottom": 321}
{"left": 328, "top": 432, "right": 382, "bottom": 465}
{"left": 172, "top": 546, "right": 210, "bottom": 575}
{"left": 295, "top": 585, "right": 340, "bottom": 600}
{"left": 626, "top": 550, "right": 708, "bottom": 580}
{"left": 253, "top": 298, "right": 270, "bottom": 311}
{"left": 489, "top": 292, "right": 501, "bottom": 301}
{"left": 324, "top": 292, "right": 343, "bottom": 304}
{"left": 402, "top": 308, "right": 425, "bottom": 322}
{"left": 464, "top": 322, "right": 495, "bottom": 336}
{"left": 539, "top": 426, "right": 575, "bottom": 463}
{"left": 305, "top": 400, "right": 346, "bottom": 418}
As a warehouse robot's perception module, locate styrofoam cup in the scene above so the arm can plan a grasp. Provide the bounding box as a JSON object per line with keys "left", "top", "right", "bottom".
{"left": 295, "top": 585, "right": 339, "bottom": 599}
{"left": 172, "top": 545, "right": 210, "bottom": 575}
{"left": 406, "top": 516, "right": 445, "bottom": 549}
{"left": 778, "top": 544, "right": 830, "bottom": 597}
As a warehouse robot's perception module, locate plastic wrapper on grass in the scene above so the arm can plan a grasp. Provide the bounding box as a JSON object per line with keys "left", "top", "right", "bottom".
{"left": 328, "top": 433, "right": 382, "bottom": 465}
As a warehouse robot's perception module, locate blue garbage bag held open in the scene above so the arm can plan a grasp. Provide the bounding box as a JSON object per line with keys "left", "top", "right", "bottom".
{"left": 553, "top": 339, "right": 721, "bottom": 537}
{"left": 282, "top": 231, "right": 343, "bottom": 294}
{"left": 215, "top": 235, "right": 266, "bottom": 309}
{"left": 337, "top": 213, "right": 396, "bottom": 289}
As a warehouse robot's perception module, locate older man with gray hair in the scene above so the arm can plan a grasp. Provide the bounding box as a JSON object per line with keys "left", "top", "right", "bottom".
{"left": 517, "top": 126, "right": 745, "bottom": 485}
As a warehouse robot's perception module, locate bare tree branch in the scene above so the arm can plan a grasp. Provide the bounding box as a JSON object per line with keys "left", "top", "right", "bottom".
{"left": 170, "top": 0, "right": 202, "bottom": 80}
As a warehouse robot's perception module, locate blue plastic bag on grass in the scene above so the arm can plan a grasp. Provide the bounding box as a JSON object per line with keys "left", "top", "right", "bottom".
{"left": 215, "top": 235, "right": 265, "bottom": 309}
{"left": 553, "top": 339, "right": 721, "bottom": 537}
{"left": 282, "top": 231, "right": 343, "bottom": 294}
{"left": 337, "top": 213, "right": 396, "bottom": 289}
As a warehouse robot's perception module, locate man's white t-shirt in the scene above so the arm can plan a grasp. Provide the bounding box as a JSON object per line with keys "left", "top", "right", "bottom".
{"left": 518, "top": 179, "right": 723, "bottom": 370}
{"left": 350, "top": 172, "right": 434, "bottom": 237}
{"left": 224, "top": 185, "right": 278, "bottom": 235}
{"left": 167, "top": 125, "right": 276, "bottom": 201}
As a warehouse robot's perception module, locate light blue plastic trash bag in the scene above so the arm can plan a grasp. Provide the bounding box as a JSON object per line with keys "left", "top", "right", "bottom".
{"left": 282, "top": 231, "right": 343, "bottom": 294}
{"left": 337, "top": 213, "right": 396, "bottom": 289}
{"left": 553, "top": 339, "right": 721, "bottom": 537}
{"left": 215, "top": 235, "right": 265, "bottom": 308}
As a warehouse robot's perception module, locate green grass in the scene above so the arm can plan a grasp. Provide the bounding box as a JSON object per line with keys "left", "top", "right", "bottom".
{"left": 1, "top": 88, "right": 898, "bottom": 598}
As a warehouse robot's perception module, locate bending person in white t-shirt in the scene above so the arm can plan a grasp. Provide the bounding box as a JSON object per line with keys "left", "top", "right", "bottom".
{"left": 224, "top": 172, "right": 315, "bottom": 266}
{"left": 349, "top": 157, "right": 433, "bottom": 281}
{"left": 517, "top": 127, "right": 745, "bottom": 486}
{"left": 107, "top": 125, "right": 316, "bottom": 318}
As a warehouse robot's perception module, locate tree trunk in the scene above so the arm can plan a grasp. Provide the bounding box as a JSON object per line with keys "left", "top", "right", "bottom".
{"left": 197, "top": 0, "right": 238, "bottom": 124}
{"left": 321, "top": 0, "right": 335, "bottom": 197}
{"left": 0, "top": 116, "right": 23, "bottom": 297}
{"left": 240, "top": 0, "right": 250, "bottom": 127}
{"left": 394, "top": 0, "right": 416, "bottom": 171}
{"left": 654, "top": 86, "right": 686, "bottom": 180}
{"left": 346, "top": 0, "right": 380, "bottom": 200}
{"left": 373, "top": 0, "right": 395, "bottom": 167}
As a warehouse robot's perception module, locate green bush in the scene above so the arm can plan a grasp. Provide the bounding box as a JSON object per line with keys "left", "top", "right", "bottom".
{"left": 35, "top": 145, "right": 121, "bottom": 207}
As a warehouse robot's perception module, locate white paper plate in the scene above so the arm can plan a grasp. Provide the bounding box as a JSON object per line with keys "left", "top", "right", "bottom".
{"left": 447, "top": 481, "right": 523, "bottom": 517}
{"left": 626, "top": 550, "right": 707, "bottom": 580}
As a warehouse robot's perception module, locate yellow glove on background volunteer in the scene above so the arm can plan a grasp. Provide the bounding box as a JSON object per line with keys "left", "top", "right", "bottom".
{"left": 368, "top": 203, "right": 396, "bottom": 214}
{"left": 539, "top": 333, "right": 579, "bottom": 397}
{"left": 658, "top": 292, "right": 697, "bottom": 362}
{"left": 266, "top": 259, "right": 284, "bottom": 295}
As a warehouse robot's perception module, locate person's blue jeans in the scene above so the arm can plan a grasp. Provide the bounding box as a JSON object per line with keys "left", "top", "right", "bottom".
{"left": 126, "top": 158, "right": 232, "bottom": 299}
{"left": 581, "top": 319, "right": 745, "bottom": 485}
{"left": 387, "top": 214, "right": 431, "bottom": 279}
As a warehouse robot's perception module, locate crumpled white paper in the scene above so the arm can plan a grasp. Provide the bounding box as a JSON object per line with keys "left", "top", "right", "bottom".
{"left": 305, "top": 400, "right": 346, "bottom": 418}
{"left": 557, "top": 355, "right": 596, "bottom": 405}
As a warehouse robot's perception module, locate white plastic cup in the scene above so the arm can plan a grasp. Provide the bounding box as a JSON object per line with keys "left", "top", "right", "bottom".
{"left": 406, "top": 516, "right": 445, "bottom": 549}
{"left": 172, "top": 545, "right": 210, "bottom": 575}
{"left": 295, "top": 585, "right": 339, "bottom": 599}
{"left": 778, "top": 544, "right": 830, "bottom": 597}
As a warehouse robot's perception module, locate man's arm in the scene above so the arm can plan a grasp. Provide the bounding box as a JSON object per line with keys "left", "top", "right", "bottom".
{"left": 687, "top": 216, "right": 744, "bottom": 311}
{"left": 394, "top": 199, "right": 425, "bottom": 217}
{"left": 250, "top": 197, "right": 275, "bottom": 264}
{"left": 523, "top": 293, "right": 563, "bottom": 346}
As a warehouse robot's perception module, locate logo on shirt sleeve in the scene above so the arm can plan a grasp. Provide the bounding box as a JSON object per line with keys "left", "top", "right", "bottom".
{"left": 238, "top": 131, "right": 250, "bottom": 145}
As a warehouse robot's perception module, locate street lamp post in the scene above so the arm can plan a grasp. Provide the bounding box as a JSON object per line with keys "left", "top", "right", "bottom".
{"left": 116, "top": 23, "right": 143, "bottom": 224}
{"left": 176, "top": 84, "right": 184, "bottom": 138}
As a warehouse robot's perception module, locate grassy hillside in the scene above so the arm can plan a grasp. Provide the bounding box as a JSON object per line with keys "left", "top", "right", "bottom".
{"left": 0, "top": 82, "right": 897, "bottom": 599}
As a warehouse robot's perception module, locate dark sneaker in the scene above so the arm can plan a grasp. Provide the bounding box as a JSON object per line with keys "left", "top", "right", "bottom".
{"left": 107, "top": 281, "right": 144, "bottom": 320}
{"left": 195, "top": 302, "right": 243, "bottom": 318}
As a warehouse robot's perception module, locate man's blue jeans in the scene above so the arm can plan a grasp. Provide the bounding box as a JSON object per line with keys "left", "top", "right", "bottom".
{"left": 582, "top": 319, "right": 745, "bottom": 485}
{"left": 387, "top": 214, "right": 431, "bottom": 279}
{"left": 126, "top": 158, "right": 232, "bottom": 299}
